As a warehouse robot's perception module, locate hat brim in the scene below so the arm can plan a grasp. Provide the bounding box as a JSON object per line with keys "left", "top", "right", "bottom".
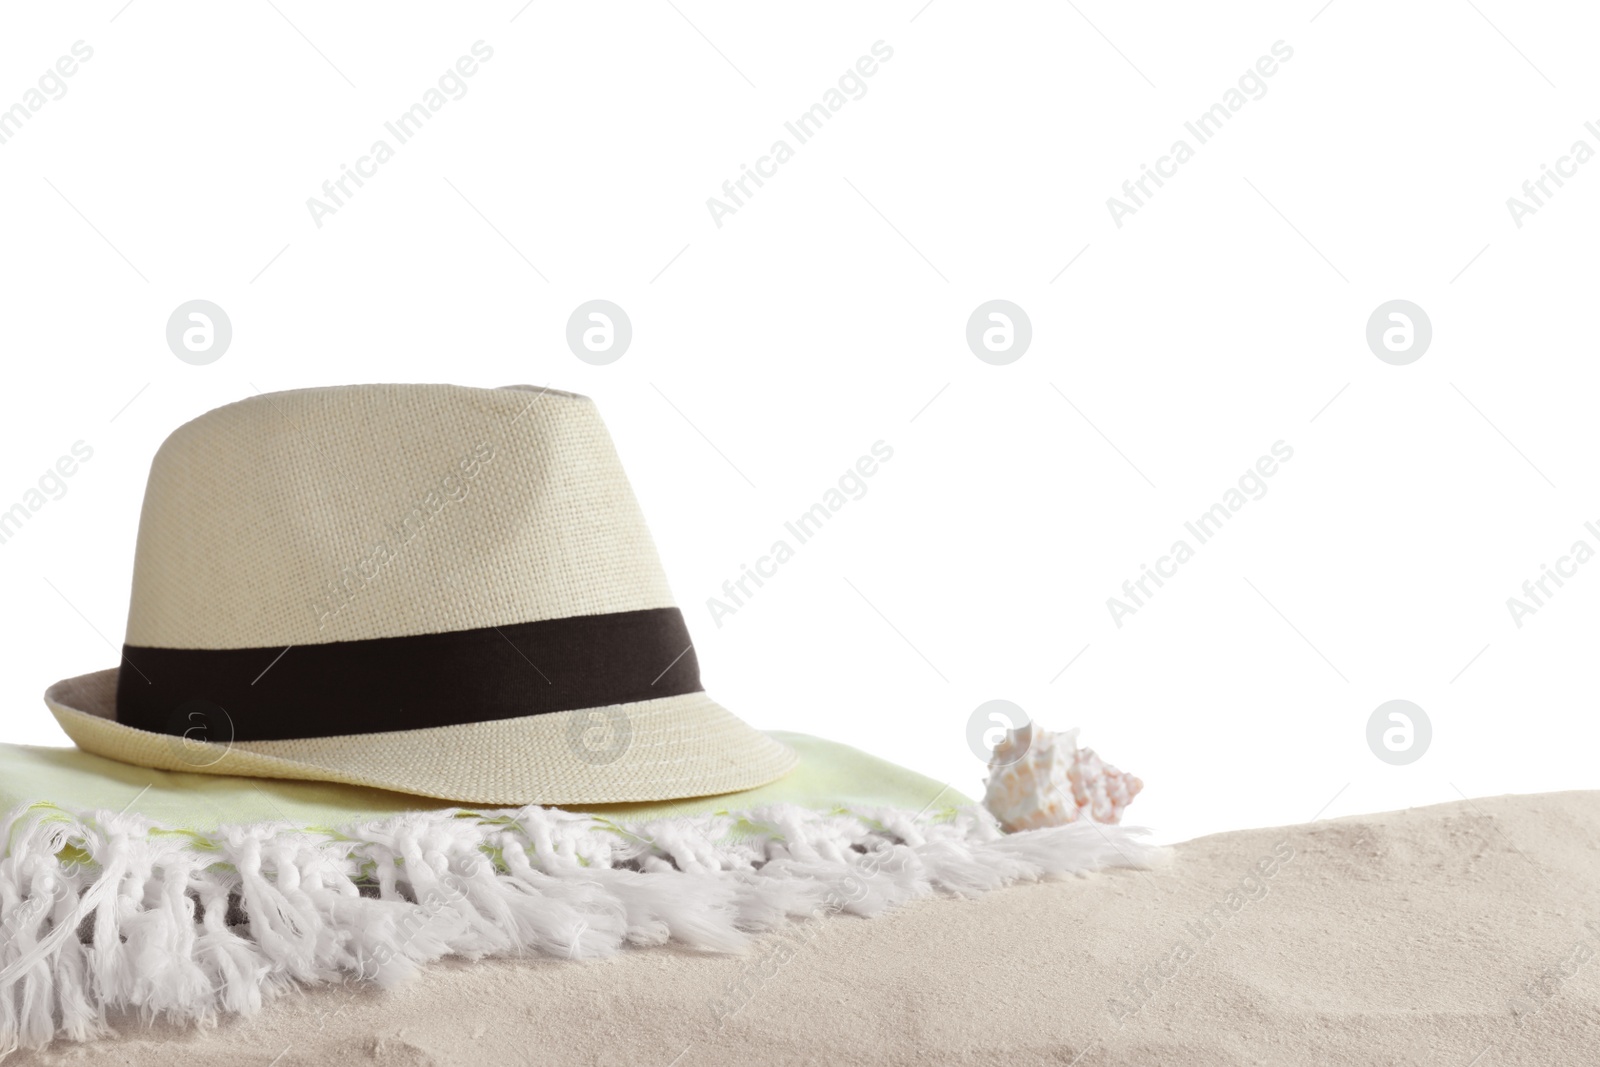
{"left": 45, "top": 668, "right": 798, "bottom": 806}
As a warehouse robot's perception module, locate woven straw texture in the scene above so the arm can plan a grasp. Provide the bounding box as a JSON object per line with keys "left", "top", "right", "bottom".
{"left": 49, "top": 668, "right": 796, "bottom": 805}
{"left": 127, "top": 383, "right": 674, "bottom": 649}
{"left": 43, "top": 384, "right": 798, "bottom": 804}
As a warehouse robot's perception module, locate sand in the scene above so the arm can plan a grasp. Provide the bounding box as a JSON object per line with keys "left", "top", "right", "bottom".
{"left": 15, "top": 791, "right": 1600, "bottom": 1066}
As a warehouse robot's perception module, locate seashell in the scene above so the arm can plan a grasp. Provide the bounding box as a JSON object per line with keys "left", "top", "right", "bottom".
{"left": 983, "top": 725, "right": 1143, "bottom": 833}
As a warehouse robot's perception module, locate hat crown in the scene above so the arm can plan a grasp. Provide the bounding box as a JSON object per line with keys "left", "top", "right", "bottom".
{"left": 125, "top": 384, "right": 675, "bottom": 650}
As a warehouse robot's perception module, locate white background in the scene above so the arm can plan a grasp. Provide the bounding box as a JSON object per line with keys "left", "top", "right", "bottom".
{"left": 2, "top": 2, "right": 1596, "bottom": 845}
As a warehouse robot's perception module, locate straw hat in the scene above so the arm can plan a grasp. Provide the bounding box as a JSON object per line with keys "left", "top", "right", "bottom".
{"left": 44, "top": 383, "right": 797, "bottom": 805}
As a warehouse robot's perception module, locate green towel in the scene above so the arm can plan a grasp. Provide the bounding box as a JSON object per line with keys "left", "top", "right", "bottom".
{"left": 0, "top": 733, "right": 1158, "bottom": 1056}
{"left": 0, "top": 731, "right": 970, "bottom": 829}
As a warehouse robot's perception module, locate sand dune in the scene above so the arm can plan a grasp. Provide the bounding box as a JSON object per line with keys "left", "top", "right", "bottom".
{"left": 17, "top": 790, "right": 1600, "bottom": 1066}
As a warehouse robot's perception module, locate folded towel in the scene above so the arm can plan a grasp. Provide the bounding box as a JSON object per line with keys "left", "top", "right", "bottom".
{"left": 0, "top": 732, "right": 970, "bottom": 831}
{"left": 0, "top": 734, "right": 1160, "bottom": 1056}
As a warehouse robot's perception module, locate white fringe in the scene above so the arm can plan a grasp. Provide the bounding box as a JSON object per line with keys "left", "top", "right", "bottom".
{"left": 0, "top": 800, "right": 1160, "bottom": 1055}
